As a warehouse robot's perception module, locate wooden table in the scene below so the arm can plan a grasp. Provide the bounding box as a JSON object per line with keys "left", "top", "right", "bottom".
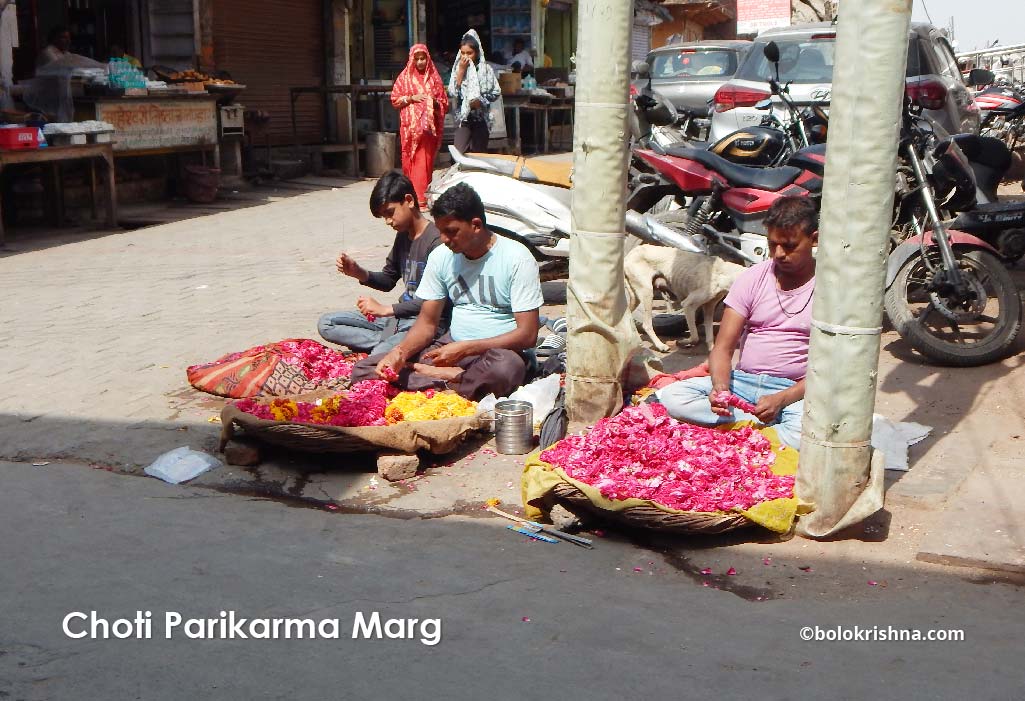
{"left": 0, "top": 143, "right": 118, "bottom": 247}
{"left": 289, "top": 84, "right": 394, "bottom": 177}
{"left": 503, "top": 93, "right": 575, "bottom": 155}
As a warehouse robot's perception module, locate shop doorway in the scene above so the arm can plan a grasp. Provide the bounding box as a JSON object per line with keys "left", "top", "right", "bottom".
{"left": 543, "top": 0, "right": 574, "bottom": 68}
{"left": 12, "top": 0, "right": 140, "bottom": 81}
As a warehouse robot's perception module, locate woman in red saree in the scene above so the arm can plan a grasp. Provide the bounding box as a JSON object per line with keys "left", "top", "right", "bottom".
{"left": 391, "top": 44, "right": 448, "bottom": 209}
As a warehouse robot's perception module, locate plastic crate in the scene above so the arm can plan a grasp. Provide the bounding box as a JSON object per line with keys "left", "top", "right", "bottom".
{"left": 0, "top": 127, "right": 40, "bottom": 150}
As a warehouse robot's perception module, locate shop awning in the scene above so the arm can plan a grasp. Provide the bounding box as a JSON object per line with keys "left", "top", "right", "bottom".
{"left": 659, "top": 0, "right": 735, "bottom": 26}
{"left": 634, "top": 0, "right": 674, "bottom": 26}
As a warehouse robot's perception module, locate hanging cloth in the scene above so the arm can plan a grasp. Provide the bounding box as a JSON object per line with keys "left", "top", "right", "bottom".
{"left": 0, "top": 0, "right": 19, "bottom": 109}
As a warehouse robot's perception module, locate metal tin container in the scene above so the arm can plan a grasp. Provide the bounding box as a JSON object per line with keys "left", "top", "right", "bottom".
{"left": 495, "top": 400, "right": 534, "bottom": 455}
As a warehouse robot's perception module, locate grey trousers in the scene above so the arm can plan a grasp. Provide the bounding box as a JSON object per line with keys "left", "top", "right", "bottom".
{"left": 454, "top": 120, "right": 490, "bottom": 153}
{"left": 317, "top": 310, "right": 415, "bottom": 355}
{"left": 350, "top": 333, "right": 528, "bottom": 400}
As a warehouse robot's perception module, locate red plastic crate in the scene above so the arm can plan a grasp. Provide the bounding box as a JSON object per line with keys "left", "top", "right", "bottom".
{"left": 0, "top": 127, "right": 40, "bottom": 151}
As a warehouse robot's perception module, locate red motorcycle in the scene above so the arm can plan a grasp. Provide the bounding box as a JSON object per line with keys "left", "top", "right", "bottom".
{"left": 629, "top": 140, "right": 826, "bottom": 264}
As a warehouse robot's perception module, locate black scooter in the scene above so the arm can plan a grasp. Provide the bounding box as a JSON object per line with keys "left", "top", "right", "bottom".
{"left": 939, "top": 130, "right": 1025, "bottom": 262}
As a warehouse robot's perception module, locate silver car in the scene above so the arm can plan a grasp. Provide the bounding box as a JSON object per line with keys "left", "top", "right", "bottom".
{"left": 709, "top": 22, "right": 982, "bottom": 142}
{"left": 637, "top": 40, "right": 752, "bottom": 117}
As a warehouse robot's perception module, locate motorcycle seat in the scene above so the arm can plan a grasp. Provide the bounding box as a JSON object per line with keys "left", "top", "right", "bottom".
{"left": 463, "top": 152, "right": 573, "bottom": 188}
{"left": 663, "top": 145, "right": 802, "bottom": 191}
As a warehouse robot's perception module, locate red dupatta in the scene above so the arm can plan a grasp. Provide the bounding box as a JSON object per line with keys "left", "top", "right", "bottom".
{"left": 392, "top": 44, "right": 449, "bottom": 154}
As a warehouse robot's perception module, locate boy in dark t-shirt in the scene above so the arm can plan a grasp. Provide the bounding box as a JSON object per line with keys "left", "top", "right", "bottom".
{"left": 318, "top": 170, "right": 443, "bottom": 354}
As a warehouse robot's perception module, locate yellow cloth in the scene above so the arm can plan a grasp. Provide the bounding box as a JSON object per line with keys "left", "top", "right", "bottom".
{"left": 522, "top": 422, "right": 803, "bottom": 533}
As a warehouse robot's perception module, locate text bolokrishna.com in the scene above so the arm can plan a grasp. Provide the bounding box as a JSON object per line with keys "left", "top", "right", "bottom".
{"left": 63, "top": 611, "right": 442, "bottom": 646}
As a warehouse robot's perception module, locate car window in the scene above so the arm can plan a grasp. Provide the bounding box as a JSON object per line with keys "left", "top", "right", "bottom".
{"left": 906, "top": 36, "right": 930, "bottom": 77}
{"left": 932, "top": 37, "right": 963, "bottom": 83}
{"left": 650, "top": 49, "right": 739, "bottom": 79}
{"left": 738, "top": 36, "right": 936, "bottom": 84}
{"left": 736, "top": 38, "right": 837, "bottom": 83}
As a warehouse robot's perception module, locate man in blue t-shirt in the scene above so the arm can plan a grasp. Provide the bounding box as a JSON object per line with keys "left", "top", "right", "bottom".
{"left": 350, "top": 183, "right": 544, "bottom": 400}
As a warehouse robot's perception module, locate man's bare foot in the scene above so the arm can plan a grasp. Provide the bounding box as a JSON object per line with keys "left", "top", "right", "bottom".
{"left": 412, "top": 363, "right": 464, "bottom": 382}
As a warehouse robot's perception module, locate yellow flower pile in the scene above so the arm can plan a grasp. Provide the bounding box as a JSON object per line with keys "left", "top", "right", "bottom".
{"left": 385, "top": 391, "right": 477, "bottom": 424}
{"left": 268, "top": 398, "right": 299, "bottom": 422}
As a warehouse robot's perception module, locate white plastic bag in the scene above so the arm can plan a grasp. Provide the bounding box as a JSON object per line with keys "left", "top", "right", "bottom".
{"left": 145, "top": 447, "right": 221, "bottom": 484}
{"left": 871, "top": 414, "right": 932, "bottom": 472}
{"left": 478, "top": 374, "right": 562, "bottom": 434}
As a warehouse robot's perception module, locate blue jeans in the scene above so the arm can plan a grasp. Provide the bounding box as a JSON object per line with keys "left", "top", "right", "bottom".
{"left": 317, "top": 310, "right": 416, "bottom": 355}
{"left": 653, "top": 369, "right": 804, "bottom": 449}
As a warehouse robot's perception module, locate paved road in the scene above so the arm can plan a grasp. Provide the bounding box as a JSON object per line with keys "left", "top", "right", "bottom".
{"left": 1, "top": 461, "right": 1023, "bottom": 700}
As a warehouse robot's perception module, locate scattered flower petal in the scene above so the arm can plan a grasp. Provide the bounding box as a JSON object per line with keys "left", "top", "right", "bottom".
{"left": 700, "top": 568, "right": 713, "bottom": 575}
{"left": 867, "top": 580, "right": 878, "bottom": 586}
{"left": 633, "top": 567, "right": 643, "bottom": 572}
{"left": 521, "top": 617, "right": 530, "bottom": 622}
{"left": 726, "top": 567, "right": 737, "bottom": 576}
{"left": 763, "top": 557, "right": 773, "bottom": 565}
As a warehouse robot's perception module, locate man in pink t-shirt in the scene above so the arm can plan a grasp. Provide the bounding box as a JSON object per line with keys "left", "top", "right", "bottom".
{"left": 655, "top": 197, "right": 818, "bottom": 448}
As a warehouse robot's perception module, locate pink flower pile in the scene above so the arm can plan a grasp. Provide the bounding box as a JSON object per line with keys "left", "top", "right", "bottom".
{"left": 234, "top": 380, "right": 394, "bottom": 427}
{"left": 539, "top": 403, "right": 794, "bottom": 512}
{"left": 276, "top": 340, "right": 364, "bottom": 383}
{"left": 712, "top": 391, "right": 758, "bottom": 415}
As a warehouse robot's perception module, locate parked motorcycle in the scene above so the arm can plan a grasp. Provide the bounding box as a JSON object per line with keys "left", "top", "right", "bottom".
{"left": 980, "top": 98, "right": 1025, "bottom": 154}
{"left": 628, "top": 41, "right": 830, "bottom": 258}
{"left": 629, "top": 138, "right": 826, "bottom": 263}
{"left": 884, "top": 89, "right": 1022, "bottom": 366}
{"left": 631, "top": 43, "right": 827, "bottom": 169}
{"left": 426, "top": 146, "right": 708, "bottom": 282}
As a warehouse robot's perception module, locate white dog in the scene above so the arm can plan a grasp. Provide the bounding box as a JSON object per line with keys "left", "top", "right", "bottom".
{"left": 624, "top": 244, "right": 746, "bottom": 353}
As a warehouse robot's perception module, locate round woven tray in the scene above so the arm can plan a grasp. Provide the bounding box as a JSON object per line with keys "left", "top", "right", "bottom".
{"left": 550, "top": 482, "right": 754, "bottom": 535}
{"left": 220, "top": 399, "right": 483, "bottom": 456}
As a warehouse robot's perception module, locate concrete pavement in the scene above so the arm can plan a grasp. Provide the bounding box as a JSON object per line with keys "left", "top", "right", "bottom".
{"left": 2, "top": 460, "right": 1023, "bottom": 700}
{"left": 0, "top": 176, "right": 1023, "bottom": 576}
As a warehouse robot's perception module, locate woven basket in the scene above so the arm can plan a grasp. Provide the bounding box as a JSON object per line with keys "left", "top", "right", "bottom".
{"left": 550, "top": 482, "right": 754, "bottom": 535}
{"left": 220, "top": 393, "right": 483, "bottom": 456}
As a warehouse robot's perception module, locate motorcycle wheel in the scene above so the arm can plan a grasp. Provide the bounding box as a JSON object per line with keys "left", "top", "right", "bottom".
{"left": 884, "top": 249, "right": 1022, "bottom": 366}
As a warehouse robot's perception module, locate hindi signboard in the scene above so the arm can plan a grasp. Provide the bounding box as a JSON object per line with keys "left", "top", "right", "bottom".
{"left": 737, "top": 0, "right": 791, "bottom": 36}
{"left": 94, "top": 98, "right": 218, "bottom": 152}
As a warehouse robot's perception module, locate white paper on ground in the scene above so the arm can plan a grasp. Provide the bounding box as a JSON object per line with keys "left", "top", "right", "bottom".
{"left": 144, "top": 446, "right": 222, "bottom": 484}
{"left": 871, "top": 414, "right": 932, "bottom": 472}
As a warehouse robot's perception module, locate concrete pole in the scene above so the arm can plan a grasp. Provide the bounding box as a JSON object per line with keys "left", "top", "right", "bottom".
{"left": 565, "top": 0, "right": 643, "bottom": 423}
{"left": 795, "top": 0, "right": 913, "bottom": 538}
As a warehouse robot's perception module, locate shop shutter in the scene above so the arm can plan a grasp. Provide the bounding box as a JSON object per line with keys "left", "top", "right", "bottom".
{"left": 212, "top": 0, "right": 325, "bottom": 145}
{"left": 631, "top": 20, "right": 651, "bottom": 62}
{"left": 145, "top": 0, "right": 196, "bottom": 69}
